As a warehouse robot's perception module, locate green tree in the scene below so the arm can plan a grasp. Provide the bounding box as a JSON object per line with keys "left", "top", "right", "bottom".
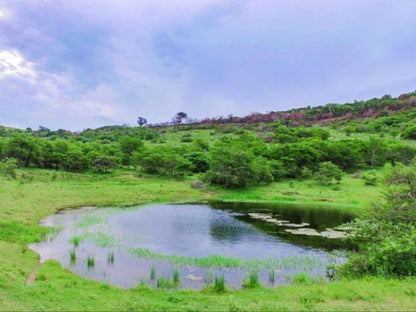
{"left": 315, "top": 162, "right": 343, "bottom": 185}
{"left": 204, "top": 139, "right": 272, "bottom": 188}
{"left": 345, "top": 163, "right": 416, "bottom": 277}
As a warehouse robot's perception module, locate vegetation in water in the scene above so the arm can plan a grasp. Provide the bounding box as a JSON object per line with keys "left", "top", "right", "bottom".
{"left": 107, "top": 251, "right": 115, "bottom": 263}
{"left": 243, "top": 271, "right": 260, "bottom": 289}
{"left": 70, "top": 250, "right": 76, "bottom": 263}
{"left": 173, "top": 270, "right": 180, "bottom": 286}
{"left": 150, "top": 265, "right": 156, "bottom": 280}
{"left": 287, "top": 272, "right": 312, "bottom": 285}
{"left": 87, "top": 257, "right": 95, "bottom": 268}
{"left": 124, "top": 246, "right": 325, "bottom": 271}
{"left": 70, "top": 236, "right": 81, "bottom": 247}
{"left": 157, "top": 277, "right": 177, "bottom": 289}
{"left": 212, "top": 275, "right": 226, "bottom": 293}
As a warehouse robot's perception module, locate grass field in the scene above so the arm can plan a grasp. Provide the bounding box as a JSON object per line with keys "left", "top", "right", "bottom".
{"left": 1, "top": 168, "right": 415, "bottom": 311}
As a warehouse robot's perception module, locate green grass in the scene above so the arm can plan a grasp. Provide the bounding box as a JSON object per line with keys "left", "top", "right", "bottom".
{"left": 70, "top": 250, "right": 76, "bottom": 263}
{"left": 0, "top": 168, "right": 415, "bottom": 311}
{"left": 150, "top": 266, "right": 156, "bottom": 280}
{"left": 87, "top": 257, "right": 95, "bottom": 268}
{"left": 70, "top": 236, "right": 81, "bottom": 247}
{"left": 107, "top": 251, "right": 115, "bottom": 263}
{"left": 243, "top": 271, "right": 260, "bottom": 289}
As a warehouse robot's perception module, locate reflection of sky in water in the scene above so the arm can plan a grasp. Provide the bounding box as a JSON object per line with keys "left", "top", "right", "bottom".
{"left": 31, "top": 204, "right": 349, "bottom": 289}
{"left": 109, "top": 205, "right": 319, "bottom": 259}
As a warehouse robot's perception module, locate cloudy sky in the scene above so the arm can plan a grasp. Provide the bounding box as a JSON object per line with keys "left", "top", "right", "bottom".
{"left": 1, "top": 0, "right": 416, "bottom": 130}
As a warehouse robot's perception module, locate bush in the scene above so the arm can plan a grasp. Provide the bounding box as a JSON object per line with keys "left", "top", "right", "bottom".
{"left": 362, "top": 170, "right": 378, "bottom": 186}
{"left": 204, "top": 138, "right": 272, "bottom": 188}
{"left": 315, "top": 162, "right": 342, "bottom": 185}
{"left": 0, "top": 158, "right": 18, "bottom": 179}
{"left": 343, "top": 163, "right": 416, "bottom": 277}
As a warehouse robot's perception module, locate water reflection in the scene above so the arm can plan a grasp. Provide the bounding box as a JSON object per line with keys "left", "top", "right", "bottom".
{"left": 30, "top": 203, "right": 354, "bottom": 289}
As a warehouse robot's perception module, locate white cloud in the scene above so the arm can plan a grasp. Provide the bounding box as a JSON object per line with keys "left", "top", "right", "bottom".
{"left": 0, "top": 50, "right": 36, "bottom": 80}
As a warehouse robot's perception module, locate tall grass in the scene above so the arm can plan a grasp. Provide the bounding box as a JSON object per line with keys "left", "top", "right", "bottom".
{"left": 150, "top": 265, "right": 156, "bottom": 280}
{"left": 173, "top": 269, "right": 180, "bottom": 285}
{"left": 213, "top": 276, "right": 226, "bottom": 293}
{"left": 156, "top": 277, "right": 177, "bottom": 289}
{"left": 87, "top": 256, "right": 95, "bottom": 268}
{"left": 70, "top": 250, "right": 76, "bottom": 263}
{"left": 268, "top": 269, "right": 275, "bottom": 283}
{"left": 70, "top": 236, "right": 80, "bottom": 247}
{"left": 107, "top": 251, "right": 115, "bottom": 263}
{"left": 243, "top": 271, "right": 260, "bottom": 289}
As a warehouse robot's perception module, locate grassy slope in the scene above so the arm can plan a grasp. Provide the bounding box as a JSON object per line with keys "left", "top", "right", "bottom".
{"left": 1, "top": 169, "right": 416, "bottom": 311}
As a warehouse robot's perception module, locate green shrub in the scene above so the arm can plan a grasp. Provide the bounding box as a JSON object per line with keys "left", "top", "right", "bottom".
{"left": 315, "top": 162, "right": 343, "bottom": 185}
{"left": 213, "top": 276, "right": 226, "bottom": 293}
{"left": 287, "top": 273, "right": 311, "bottom": 284}
{"left": 343, "top": 163, "right": 416, "bottom": 277}
{"left": 0, "top": 158, "right": 18, "bottom": 179}
{"left": 243, "top": 271, "right": 260, "bottom": 289}
{"left": 362, "top": 170, "right": 378, "bottom": 186}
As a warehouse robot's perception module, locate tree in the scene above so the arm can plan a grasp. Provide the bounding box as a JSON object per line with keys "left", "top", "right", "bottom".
{"left": 173, "top": 112, "right": 188, "bottom": 125}
{"left": 139, "top": 146, "right": 192, "bottom": 176}
{"left": 344, "top": 163, "right": 416, "bottom": 277}
{"left": 315, "top": 162, "right": 342, "bottom": 185}
{"left": 204, "top": 139, "right": 272, "bottom": 188}
{"left": 91, "top": 156, "right": 118, "bottom": 173}
{"left": 137, "top": 117, "right": 147, "bottom": 127}
{"left": 119, "top": 137, "right": 144, "bottom": 166}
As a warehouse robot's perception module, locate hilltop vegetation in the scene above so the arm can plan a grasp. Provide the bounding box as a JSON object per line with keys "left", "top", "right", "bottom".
{"left": 1, "top": 91, "right": 416, "bottom": 188}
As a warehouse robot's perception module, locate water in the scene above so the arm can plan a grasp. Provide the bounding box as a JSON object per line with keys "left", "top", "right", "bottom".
{"left": 30, "top": 203, "right": 354, "bottom": 289}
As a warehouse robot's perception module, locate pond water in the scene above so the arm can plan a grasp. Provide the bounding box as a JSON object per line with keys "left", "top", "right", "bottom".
{"left": 30, "top": 203, "right": 354, "bottom": 289}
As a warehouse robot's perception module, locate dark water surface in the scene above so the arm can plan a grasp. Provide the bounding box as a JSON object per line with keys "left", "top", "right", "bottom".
{"left": 30, "top": 203, "right": 354, "bottom": 289}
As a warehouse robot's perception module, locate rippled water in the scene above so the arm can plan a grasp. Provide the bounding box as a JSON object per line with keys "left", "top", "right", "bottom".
{"left": 30, "top": 203, "right": 354, "bottom": 289}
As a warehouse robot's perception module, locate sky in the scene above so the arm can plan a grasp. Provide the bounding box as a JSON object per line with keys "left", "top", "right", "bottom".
{"left": 1, "top": 0, "right": 416, "bottom": 131}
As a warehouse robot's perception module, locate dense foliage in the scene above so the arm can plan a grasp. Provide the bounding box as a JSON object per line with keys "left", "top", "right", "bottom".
{"left": 1, "top": 91, "right": 416, "bottom": 189}
{"left": 344, "top": 163, "right": 416, "bottom": 277}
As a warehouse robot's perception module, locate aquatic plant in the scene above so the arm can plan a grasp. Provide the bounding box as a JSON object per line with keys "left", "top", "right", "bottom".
{"left": 268, "top": 269, "right": 275, "bottom": 283}
{"left": 87, "top": 256, "right": 95, "bottom": 268}
{"left": 213, "top": 276, "right": 226, "bottom": 293}
{"left": 156, "top": 277, "right": 176, "bottom": 289}
{"left": 287, "top": 272, "right": 311, "bottom": 285}
{"left": 70, "top": 236, "right": 81, "bottom": 247}
{"left": 243, "top": 271, "right": 260, "bottom": 289}
{"left": 204, "top": 269, "right": 214, "bottom": 285}
{"left": 125, "top": 246, "right": 325, "bottom": 271}
{"left": 150, "top": 265, "right": 156, "bottom": 280}
{"left": 173, "top": 269, "right": 180, "bottom": 285}
{"left": 107, "top": 251, "right": 115, "bottom": 263}
{"left": 70, "top": 250, "right": 76, "bottom": 263}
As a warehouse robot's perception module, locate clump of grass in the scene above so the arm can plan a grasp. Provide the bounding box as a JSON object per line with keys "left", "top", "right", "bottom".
{"left": 173, "top": 269, "right": 180, "bottom": 285}
{"left": 150, "top": 265, "right": 156, "bottom": 280}
{"left": 204, "top": 269, "right": 214, "bottom": 285}
{"left": 213, "top": 275, "right": 226, "bottom": 293}
{"left": 70, "top": 250, "right": 76, "bottom": 263}
{"left": 70, "top": 236, "right": 81, "bottom": 247}
{"left": 156, "top": 277, "right": 176, "bottom": 289}
{"left": 87, "top": 256, "right": 95, "bottom": 268}
{"left": 243, "top": 271, "right": 260, "bottom": 289}
{"left": 268, "top": 269, "right": 275, "bottom": 283}
{"left": 35, "top": 273, "right": 46, "bottom": 281}
{"left": 107, "top": 251, "right": 114, "bottom": 263}
{"left": 287, "top": 272, "right": 311, "bottom": 285}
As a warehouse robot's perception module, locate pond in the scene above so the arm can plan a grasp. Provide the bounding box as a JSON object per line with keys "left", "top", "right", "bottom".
{"left": 30, "top": 202, "right": 355, "bottom": 290}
